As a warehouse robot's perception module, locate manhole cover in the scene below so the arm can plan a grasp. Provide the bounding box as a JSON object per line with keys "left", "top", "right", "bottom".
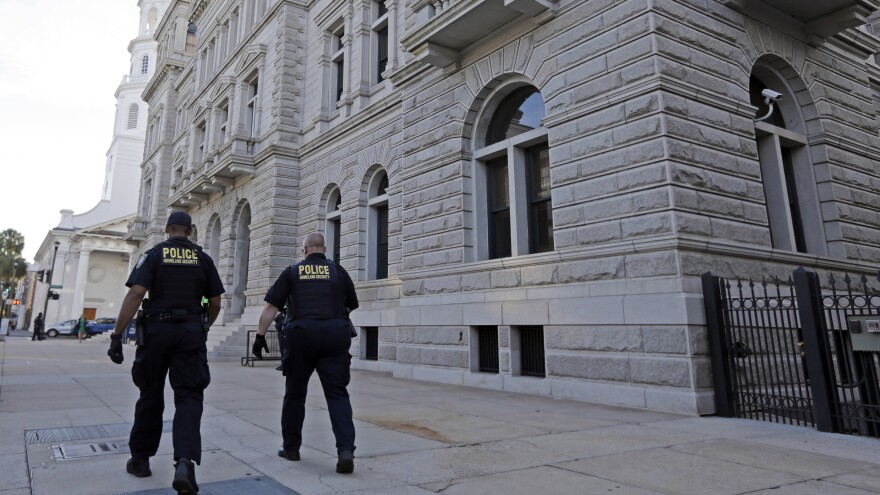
{"left": 111, "top": 476, "right": 300, "bottom": 494}
{"left": 53, "top": 441, "right": 128, "bottom": 460}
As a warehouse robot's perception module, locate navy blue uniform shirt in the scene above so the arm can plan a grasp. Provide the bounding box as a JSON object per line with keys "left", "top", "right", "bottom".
{"left": 264, "top": 253, "right": 359, "bottom": 316}
{"left": 127, "top": 236, "right": 225, "bottom": 303}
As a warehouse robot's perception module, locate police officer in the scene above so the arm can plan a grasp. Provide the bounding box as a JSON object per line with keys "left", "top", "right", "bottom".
{"left": 254, "top": 233, "right": 359, "bottom": 473}
{"left": 107, "top": 211, "right": 224, "bottom": 494}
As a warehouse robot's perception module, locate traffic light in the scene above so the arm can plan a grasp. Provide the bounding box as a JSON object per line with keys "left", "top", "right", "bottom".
{"left": 45, "top": 270, "right": 51, "bottom": 282}
{"left": 48, "top": 290, "right": 60, "bottom": 300}
{"left": 37, "top": 270, "right": 44, "bottom": 282}
{"left": 12, "top": 299, "right": 20, "bottom": 305}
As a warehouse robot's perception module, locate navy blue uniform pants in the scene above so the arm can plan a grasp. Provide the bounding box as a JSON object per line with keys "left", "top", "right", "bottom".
{"left": 129, "top": 323, "right": 210, "bottom": 463}
{"left": 282, "top": 318, "right": 355, "bottom": 454}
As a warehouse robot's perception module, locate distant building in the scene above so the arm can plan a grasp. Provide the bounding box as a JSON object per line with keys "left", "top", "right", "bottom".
{"left": 134, "top": 0, "right": 880, "bottom": 413}
{"left": 33, "top": 0, "right": 171, "bottom": 325}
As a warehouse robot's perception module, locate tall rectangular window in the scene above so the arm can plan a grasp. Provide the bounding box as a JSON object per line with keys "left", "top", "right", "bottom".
{"left": 369, "top": 173, "right": 389, "bottom": 280}
{"left": 218, "top": 102, "right": 229, "bottom": 146}
{"left": 364, "top": 327, "right": 378, "bottom": 360}
{"left": 331, "top": 26, "right": 345, "bottom": 104}
{"left": 195, "top": 121, "right": 207, "bottom": 162}
{"left": 477, "top": 326, "right": 499, "bottom": 373}
{"left": 376, "top": 205, "right": 388, "bottom": 279}
{"left": 372, "top": 1, "right": 389, "bottom": 84}
{"left": 488, "top": 158, "right": 511, "bottom": 259}
{"left": 527, "top": 143, "right": 553, "bottom": 253}
{"left": 141, "top": 55, "right": 149, "bottom": 74}
{"left": 144, "top": 179, "right": 153, "bottom": 218}
{"left": 246, "top": 77, "right": 259, "bottom": 138}
{"left": 332, "top": 218, "right": 341, "bottom": 263}
{"left": 519, "top": 326, "right": 545, "bottom": 377}
{"left": 781, "top": 147, "right": 806, "bottom": 253}
{"left": 326, "top": 192, "right": 342, "bottom": 263}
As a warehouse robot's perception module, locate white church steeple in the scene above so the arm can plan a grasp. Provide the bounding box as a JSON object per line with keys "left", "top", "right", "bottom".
{"left": 100, "top": 0, "right": 171, "bottom": 204}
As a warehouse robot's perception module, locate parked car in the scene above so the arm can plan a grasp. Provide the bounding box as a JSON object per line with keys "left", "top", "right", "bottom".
{"left": 87, "top": 317, "right": 117, "bottom": 336}
{"left": 46, "top": 320, "right": 78, "bottom": 338}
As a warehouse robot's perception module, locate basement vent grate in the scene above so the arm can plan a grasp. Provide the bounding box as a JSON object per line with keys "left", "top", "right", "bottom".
{"left": 110, "top": 476, "right": 300, "bottom": 494}
{"left": 53, "top": 441, "right": 128, "bottom": 460}
{"left": 26, "top": 422, "right": 171, "bottom": 445}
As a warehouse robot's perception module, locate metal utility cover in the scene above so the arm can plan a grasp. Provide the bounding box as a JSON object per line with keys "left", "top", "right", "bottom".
{"left": 26, "top": 422, "right": 171, "bottom": 445}
{"left": 53, "top": 441, "right": 128, "bottom": 460}
{"left": 847, "top": 316, "right": 880, "bottom": 352}
{"left": 111, "top": 476, "right": 300, "bottom": 494}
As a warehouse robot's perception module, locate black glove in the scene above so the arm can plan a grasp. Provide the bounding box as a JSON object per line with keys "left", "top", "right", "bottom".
{"left": 108, "top": 334, "right": 124, "bottom": 364}
{"left": 252, "top": 334, "right": 269, "bottom": 359}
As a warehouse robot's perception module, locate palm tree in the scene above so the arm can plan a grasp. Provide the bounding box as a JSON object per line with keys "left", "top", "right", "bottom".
{"left": 0, "top": 229, "right": 27, "bottom": 318}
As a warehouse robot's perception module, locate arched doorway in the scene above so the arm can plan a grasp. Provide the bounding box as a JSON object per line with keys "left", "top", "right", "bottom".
{"left": 231, "top": 203, "right": 251, "bottom": 317}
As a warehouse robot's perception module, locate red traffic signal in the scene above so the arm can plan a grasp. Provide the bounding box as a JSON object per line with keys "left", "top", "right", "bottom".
{"left": 12, "top": 299, "right": 20, "bottom": 305}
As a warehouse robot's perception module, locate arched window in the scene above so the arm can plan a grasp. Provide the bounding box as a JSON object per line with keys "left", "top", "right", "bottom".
{"left": 207, "top": 215, "right": 221, "bottom": 263}
{"left": 368, "top": 171, "right": 389, "bottom": 280}
{"left": 474, "top": 84, "right": 552, "bottom": 260}
{"left": 127, "top": 104, "right": 139, "bottom": 129}
{"left": 751, "top": 61, "right": 825, "bottom": 255}
{"left": 325, "top": 187, "right": 343, "bottom": 262}
{"left": 141, "top": 55, "right": 150, "bottom": 75}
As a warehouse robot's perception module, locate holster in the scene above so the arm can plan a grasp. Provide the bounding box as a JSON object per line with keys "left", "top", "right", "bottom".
{"left": 201, "top": 302, "right": 210, "bottom": 332}
{"left": 135, "top": 309, "right": 146, "bottom": 347}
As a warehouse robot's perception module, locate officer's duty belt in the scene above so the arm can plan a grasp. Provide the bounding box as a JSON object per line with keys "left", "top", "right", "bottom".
{"left": 147, "top": 308, "right": 204, "bottom": 323}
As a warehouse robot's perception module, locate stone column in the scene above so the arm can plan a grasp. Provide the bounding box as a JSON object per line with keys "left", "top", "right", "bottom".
{"left": 387, "top": 0, "right": 398, "bottom": 71}
{"left": 71, "top": 249, "right": 92, "bottom": 318}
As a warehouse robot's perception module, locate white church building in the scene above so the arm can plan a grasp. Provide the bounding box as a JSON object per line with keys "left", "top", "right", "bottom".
{"left": 31, "top": 0, "right": 171, "bottom": 327}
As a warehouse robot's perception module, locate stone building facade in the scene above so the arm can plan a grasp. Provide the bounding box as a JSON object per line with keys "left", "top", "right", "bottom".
{"left": 134, "top": 0, "right": 880, "bottom": 413}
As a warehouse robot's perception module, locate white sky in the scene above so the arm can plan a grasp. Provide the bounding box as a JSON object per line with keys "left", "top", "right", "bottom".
{"left": 0, "top": 0, "right": 141, "bottom": 262}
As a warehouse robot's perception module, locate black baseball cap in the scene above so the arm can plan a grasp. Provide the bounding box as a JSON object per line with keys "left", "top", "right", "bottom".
{"left": 166, "top": 211, "right": 193, "bottom": 228}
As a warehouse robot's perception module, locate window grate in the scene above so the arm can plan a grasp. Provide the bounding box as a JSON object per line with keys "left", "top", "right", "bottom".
{"left": 478, "top": 326, "right": 499, "bottom": 373}
{"left": 520, "top": 326, "right": 545, "bottom": 377}
{"left": 364, "top": 327, "right": 378, "bottom": 361}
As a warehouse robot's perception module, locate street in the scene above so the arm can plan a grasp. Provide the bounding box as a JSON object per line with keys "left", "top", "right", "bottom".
{"left": 1, "top": 336, "right": 880, "bottom": 494}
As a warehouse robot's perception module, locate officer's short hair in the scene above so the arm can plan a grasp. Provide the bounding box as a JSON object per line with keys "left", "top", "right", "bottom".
{"left": 303, "top": 233, "right": 325, "bottom": 249}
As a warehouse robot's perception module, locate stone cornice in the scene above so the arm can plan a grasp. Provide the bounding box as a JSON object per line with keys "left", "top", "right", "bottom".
{"left": 396, "top": 235, "right": 880, "bottom": 281}
{"left": 143, "top": 59, "right": 186, "bottom": 102}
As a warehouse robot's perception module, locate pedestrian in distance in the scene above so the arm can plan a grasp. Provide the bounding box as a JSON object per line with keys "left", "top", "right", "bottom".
{"left": 253, "top": 232, "right": 359, "bottom": 474}
{"left": 76, "top": 314, "right": 87, "bottom": 343}
{"left": 32, "top": 313, "right": 43, "bottom": 341}
{"left": 107, "top": 211, "right": 224, "bottom": 494}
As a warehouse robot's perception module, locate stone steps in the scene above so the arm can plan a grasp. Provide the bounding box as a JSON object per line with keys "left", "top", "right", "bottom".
{"left": 206, "top": 318, "right": 250, "bottom": 362}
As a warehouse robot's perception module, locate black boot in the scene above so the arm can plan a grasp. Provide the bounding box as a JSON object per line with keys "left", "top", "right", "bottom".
{"left": 126, "top": 456, "right": 151, "bottom": 477}
{"left": 336, "top": 450, "right": 354, "bottom": 474}
{"left": 172, "top": 458, "right": 198, "bottom": 494}
{"left": 277, "top": 447, "right": 300, "bottom": 461}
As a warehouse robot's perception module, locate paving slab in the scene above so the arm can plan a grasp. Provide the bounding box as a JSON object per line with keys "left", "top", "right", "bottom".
{"left": 747, "top": 479, "right": 879, "bottom": 494}
{"left": 670, "top": 438, "right": 878, "bottom": 478}
{"left": 419, "top": 465, "right": 658, "bottom": 495}
{"left": 556, "top": 448, "right": 807, "bottom": 495}
{"left": 517, "top": 423, "right": 713, "bottom": 459}
{"left": 822, "top": 470, "right": 880, "bottom": 493}
{"left": 360, "top": 438, "right": 575, "bottom": 485}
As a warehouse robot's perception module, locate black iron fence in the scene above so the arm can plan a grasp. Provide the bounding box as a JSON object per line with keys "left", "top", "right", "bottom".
{"left": 241, "top": 330, "right": 282, "bottom": 367}
{"left": 703, "top": 268, "right": 880, "bottom": 438}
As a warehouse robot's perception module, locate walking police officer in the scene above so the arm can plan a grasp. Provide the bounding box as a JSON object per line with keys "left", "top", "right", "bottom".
{"left": 254, "top": 233, "right": 359, "bottom": 473}
{"left": 107, "top": 211, "right": 224, "bottom": 494}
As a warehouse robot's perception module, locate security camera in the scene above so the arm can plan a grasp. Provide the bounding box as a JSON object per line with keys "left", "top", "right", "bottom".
{"left": 762, "top": 89, "right": 782, "bottom": 101}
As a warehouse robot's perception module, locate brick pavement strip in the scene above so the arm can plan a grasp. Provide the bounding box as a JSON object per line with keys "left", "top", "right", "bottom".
{"left": 1, "top": 337, "right": 879, "bottom": 495}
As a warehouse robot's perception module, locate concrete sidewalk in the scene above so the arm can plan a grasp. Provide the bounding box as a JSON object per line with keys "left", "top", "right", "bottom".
{"left": 1, "top": 337, "right": 879, "bottom": 495}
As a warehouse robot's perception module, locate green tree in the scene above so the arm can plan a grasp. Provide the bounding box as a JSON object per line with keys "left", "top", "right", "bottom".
{"left": 0, "top": 229, "right": 27, "bottom": 318}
